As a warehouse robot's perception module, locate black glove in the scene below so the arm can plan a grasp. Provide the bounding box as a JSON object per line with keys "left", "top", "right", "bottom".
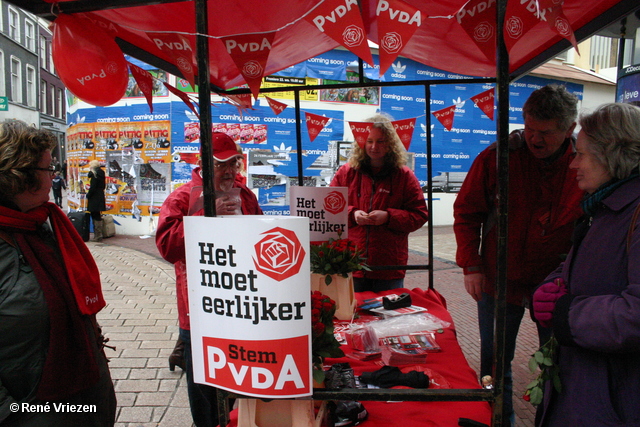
{"left": 359, "top": 365, "right": 429, "bottom": 388}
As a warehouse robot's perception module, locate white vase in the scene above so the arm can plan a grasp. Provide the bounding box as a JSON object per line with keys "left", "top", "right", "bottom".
{"left": 310, "top": 272, "right": 356, "bottom": 321}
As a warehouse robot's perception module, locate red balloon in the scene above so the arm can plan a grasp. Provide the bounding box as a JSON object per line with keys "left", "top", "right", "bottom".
{"left": 52, "top": 14, "right": 128, "bottom": 106}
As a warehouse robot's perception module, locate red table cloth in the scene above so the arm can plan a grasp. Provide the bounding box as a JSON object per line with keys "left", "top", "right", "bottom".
{"left": 228, "top": 287, "right": 492, "bottom": 426}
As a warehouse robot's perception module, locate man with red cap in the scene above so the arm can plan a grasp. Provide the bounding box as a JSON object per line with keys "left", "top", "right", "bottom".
{"left": 156, "top": 132, "right": 262, "bottom": 427}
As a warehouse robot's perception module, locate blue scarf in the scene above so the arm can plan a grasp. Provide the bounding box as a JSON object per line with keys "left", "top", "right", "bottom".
{"left": 581, "top": 173, "right": 639, "bottom": 216}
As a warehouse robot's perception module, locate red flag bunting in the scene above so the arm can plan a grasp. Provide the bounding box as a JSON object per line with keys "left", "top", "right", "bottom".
{"left": 377, "top": 0, "right": 423, "bottom": 76}
{"left": 163, "top": 82, "right": 199, "bottom": 119}
{"left": 349, "top": 121, "right": 373, "bottom": 149}
{"left": 221, "top": 32, "right": 276, "bottom": 100}
{"left": 226, "top": 94, "right": 254, "bottom": 110}
{"left": 391, "top": 118, "right": 416, "bottom": 150}
{"left": 147, "top": 32, "right": 196, "bottom": 87}
{"left": 504, "top": 0, "right": 541, "bottom": 52}
{"left": 470, "top": 88, "right": 495, "bottom": 120}
{"left": 128, "top": 62, "right": 154, "bottom": 113}
{"left": 432, "top": 105, "right": 456, "bottom": 131}
{"left": 305, "top": 0, "right": 373, "bottom": 66}
{"left": 504, "top": 0, "right": 579, "bottom": 54}
{"left": 456, "top": 0, "right": 496, "bottom": 63}
{"left": 265, "top": 96, "right": 288, "bottom": 115}
{"left": 305, "top": 112, "right": 331, "bottom": 142}
{"left": 543, "top": 2, "right": 580, "bottom": 54}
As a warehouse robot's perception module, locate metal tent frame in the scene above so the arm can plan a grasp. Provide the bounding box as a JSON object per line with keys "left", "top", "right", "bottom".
{"left": 9, "top": 0, "right": 640, "bottom": 425}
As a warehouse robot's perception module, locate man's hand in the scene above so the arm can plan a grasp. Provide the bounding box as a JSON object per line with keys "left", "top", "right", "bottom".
{"left": 464, "top": 273, "right": 485, "bottom": 302}
{"left": 216, "top": 196, "right": 240, "bottom": 215}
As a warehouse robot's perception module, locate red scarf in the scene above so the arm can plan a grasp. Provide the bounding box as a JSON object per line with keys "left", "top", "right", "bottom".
{"left": 0, "top": 202, "right": 105, "bottom": 400}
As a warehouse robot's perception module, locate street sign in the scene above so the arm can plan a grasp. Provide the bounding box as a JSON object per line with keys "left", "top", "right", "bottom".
{"left": 0, "top": 97, "right": 8, "bottom": 111}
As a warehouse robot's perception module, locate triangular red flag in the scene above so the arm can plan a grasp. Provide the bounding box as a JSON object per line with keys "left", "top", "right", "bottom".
{"left": 503, "top": 0, "right": 543, "bottom": 52}
{"left": 470, "top": 88, "right": 495, "bottom": 120}
{"left": 432, "top": 105, "right": 456, "bottom": 131}
{"left": 305, "top": 112, "right": 331, "bottom": 142}
{"left": 542, "top": 2, "right": 580, "bottom": 54}
{"left": 377, "top": 0, "right": 423, "bottom": 75}
{"left": 226, "top": 94, "right": 255, "bottom": 110}
{"left": 221, "top": 32, "right": 276, "bottom": 100}
{"left": 349, "top": 121, "right": 373, "bottom": 149}
{"left": 147, "top": 32, "right": 197, "bottom": 87}
{"left": 391, "top": 118, "right": 416, "bottom": 150}
{"left": 128, "top": 62, "right": 154, "bottom": 113}
{"left": 163, "top": 82, "right": 199, "bottom": 119}
{"left": 265, "top": 96, "right": 288, "bottom": 115}
{"left": 457, "top": 0, "right": 497, "bottom": 63}
{"left": 305, "top": 0, "right": 373, "bottom": 67}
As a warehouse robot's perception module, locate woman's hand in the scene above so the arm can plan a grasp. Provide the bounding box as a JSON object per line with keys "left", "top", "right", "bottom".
{"left": 367, "top": 210, "right": 389, "bottom": 225}
{"left": 355, "top": 210, "right": 388, "bottom": 226}
{"left": 533, "top": 279, "right": 567, "bottom": 328}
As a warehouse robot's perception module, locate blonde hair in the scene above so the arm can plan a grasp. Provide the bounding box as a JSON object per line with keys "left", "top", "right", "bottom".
{"left": 348, "top": 113, "right": 406, "bottom": 170}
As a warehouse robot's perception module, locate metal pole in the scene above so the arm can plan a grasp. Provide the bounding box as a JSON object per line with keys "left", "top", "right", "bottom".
{"left": 196, "top": 0, "right": 216, "bottom": 218}
{"left": 425, "top": 84, "right": 434, "bottom": 290}
{"left": 493, "top": 0, "right": 510, "bottom": 425}
{"left": 295, "top": 90, "right": 304, "bottom": 186}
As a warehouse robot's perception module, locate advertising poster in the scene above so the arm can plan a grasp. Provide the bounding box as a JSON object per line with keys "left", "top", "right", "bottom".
{"left": 141, "top": 120, "right": 172, "bottom": 163}
{"left": 185, "top": 216, "right": 312, "bottom": 398}
{"left": 290, "top": 186, "right": 348, "bottom": 243}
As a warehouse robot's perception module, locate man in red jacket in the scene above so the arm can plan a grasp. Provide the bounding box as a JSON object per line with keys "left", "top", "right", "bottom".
{"left": 156, "top": 132, "right": 262, "bottom": 427}
{"left": 453, "top": 85, "right": 583, "bottom": 425}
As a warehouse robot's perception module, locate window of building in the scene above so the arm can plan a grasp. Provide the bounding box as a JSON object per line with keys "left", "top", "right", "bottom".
{"left": 41, "top": 79, "right": 47, "bottom": 112}
{"left": 49, "top": 44, "right": 55, "bottom": 75}
{"left": 49, "top": 85, "right": 55, "bottom": 115}
{"left": 57, "top": 88, "right": 64, "bottom": 118}
{"left": 0, "top": 51, "right": 5, "bottom": 97}
{"left": 40, "top": 35, "right": 48, "bottom": 70}
{"left": 8, "top": 8, "right": 20, "bottom": 42}
{"left": 10, "top": 57, "right": 22, "bottom": 103}
{"left": 26, "top": 65, "right": 36, "bottom": 107}
{"left": 25, "top": 20, "right": 35, "bottom": 51}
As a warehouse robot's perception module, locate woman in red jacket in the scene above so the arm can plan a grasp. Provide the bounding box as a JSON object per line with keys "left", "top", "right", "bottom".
{"left": 331, "top": 114, "right": 428, "bottom": 292}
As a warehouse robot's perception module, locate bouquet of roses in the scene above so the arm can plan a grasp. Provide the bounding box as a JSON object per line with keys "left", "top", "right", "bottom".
{"left": 311, "top": 291, "right": 344, "bottom": 384}
{"left": 310, "top": 237, "right": 369, "bottom": 285}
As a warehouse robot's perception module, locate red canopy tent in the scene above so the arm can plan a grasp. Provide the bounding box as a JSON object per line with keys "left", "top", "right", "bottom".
{"left": 8, "top": 1, "right": 640, "bottom": 425}
{"left": 8, "top": 0, "right": 638, "bottom": 88}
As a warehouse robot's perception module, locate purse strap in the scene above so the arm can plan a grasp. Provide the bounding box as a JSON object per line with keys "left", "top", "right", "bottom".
{"left": 0, "top": 229, "right": 15, "bottom": 248}
{"left": 627, "top": 202, "right": 640, "bottom": 252}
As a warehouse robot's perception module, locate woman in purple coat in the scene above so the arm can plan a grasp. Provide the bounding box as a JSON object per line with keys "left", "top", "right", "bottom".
{"left": 532, "top": 103, "right": 640, "bottom": 426}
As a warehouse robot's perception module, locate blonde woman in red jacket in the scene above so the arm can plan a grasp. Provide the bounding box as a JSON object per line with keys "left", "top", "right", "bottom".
{"left": 331, "top": 113, "right": 428, "bottom": 292}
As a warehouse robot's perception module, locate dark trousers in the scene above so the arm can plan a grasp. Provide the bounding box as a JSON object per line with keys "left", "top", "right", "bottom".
{"left": 53, "top": 189, "right": 63, "bottom": 207}
{"left": 477, "top": 292, "right": 552, "bottom": 427}
{"left": 180, "top": 328, "right": 233, "bottom": 427}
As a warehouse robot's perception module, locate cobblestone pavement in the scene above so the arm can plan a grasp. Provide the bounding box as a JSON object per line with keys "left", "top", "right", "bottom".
{"left": 89, "top": 224, "right": 538, "bottom": 426}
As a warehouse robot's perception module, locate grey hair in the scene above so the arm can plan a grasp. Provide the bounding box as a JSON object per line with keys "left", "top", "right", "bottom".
{"left": 523, "top": 84, "right": 578, "bottom": 131}
{"left": 579, "top": 103, "right": 640, "bottom": 179}
{"left": 0, "top": 120, "right": 56, "bottom": 201}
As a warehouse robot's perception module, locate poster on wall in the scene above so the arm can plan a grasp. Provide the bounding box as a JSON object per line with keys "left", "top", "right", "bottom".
{"left": 290, "top": 186, "right": 348, "bottom": 243}
{"left": 185, "top": 216, "right": 312, "bottom": 398}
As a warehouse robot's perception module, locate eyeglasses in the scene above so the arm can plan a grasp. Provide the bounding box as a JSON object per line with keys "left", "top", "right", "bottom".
{"left": 31, "top": 167, "right": 57, "bottom": 176}
{"left": 213, "top": 159, "right": 242, "bottom": 170}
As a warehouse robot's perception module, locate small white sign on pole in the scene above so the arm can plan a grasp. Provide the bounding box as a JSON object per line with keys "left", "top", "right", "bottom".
{"left": 290, "top": 186, "right": 348, "bottom": 243}
{"left": 184, "top": 216, "right": 312, "bottom": 398}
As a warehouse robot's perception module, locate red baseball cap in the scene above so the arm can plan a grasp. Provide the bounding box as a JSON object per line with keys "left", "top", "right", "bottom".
{"left": 211, "top": 132, "right": 241, "bottom": 162}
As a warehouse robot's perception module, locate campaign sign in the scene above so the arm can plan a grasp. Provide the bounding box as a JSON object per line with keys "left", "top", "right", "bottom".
{"left": 290, "top": 186, "right": 348, "bottom": 243}
{"left": 184, "top": 216, "right": 312, "bottom": 398}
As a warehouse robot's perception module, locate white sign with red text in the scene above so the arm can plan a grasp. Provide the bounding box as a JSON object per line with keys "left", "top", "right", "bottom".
{"left": 290, "top": 186, "right": 348, "bottom": 243}
{"left": 184, "top": 216, "right": 312, "bottom": 398}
